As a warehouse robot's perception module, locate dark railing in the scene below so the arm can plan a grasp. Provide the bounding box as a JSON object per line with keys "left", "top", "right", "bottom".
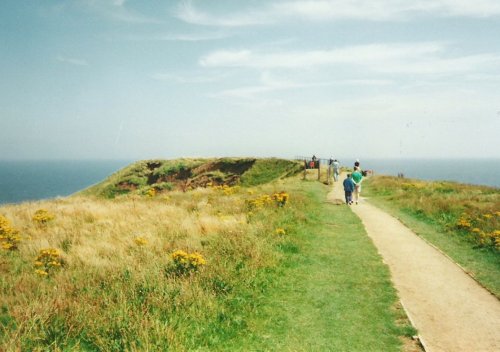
{"left": 295, "top": 156, "right": 335, "bottom": 183}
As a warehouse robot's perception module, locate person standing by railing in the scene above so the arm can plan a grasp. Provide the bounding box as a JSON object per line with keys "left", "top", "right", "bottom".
{"left": 333, "top": 159, "right": 340, "bottom": 182}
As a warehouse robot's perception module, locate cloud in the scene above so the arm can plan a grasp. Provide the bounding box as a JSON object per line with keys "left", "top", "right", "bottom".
{"left": 150, "top": 71, "right": 227, "bottom": 83}
{"left": 127, "top": 31, "right": 230, "bottom": 42}
{"left": 175, "top": 0, "right": 272, "bottom": 26}
{"left": 56, "top": 55, "right": 89, "bottom": 66}
{"left": 212, "top": 72, "right": 304, "bottom": 100}
{"left": 200, "top": 42, "right": 500, "bottom": 75}
{"left": 176, "top": 0, "right": 500, "bottom": 27}
{"left": 78, "top": 0, "right": 161, "bottom": 24}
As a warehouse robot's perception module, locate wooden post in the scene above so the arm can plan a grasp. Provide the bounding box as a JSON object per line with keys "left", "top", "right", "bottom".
{"left": 303, "top": 160, "right": 307, "bottom": 180}
{"left": 327, "top": 165, "right": 331, "bottom": 185}
{"left": 317, "top": 160, "right": 321, "bottom": 181}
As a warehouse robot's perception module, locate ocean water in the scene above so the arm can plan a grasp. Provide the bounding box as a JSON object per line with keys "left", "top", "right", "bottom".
{"left": 0, "top": 160, "right": 131, "bottom": 205}
{"left": 0, "top": 159, "right": 498, "bottom": 205}
{"left": 348, "top": 158, "right": 500, "bottom": 188}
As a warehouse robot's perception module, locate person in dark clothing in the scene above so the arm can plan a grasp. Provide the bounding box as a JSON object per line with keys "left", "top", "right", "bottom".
{"left": 343, "top": 174, "right": 355, "bottom": 205}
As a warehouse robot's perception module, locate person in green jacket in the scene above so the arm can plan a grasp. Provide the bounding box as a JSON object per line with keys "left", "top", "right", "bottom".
{"left": 352, "top": 166, "right": 363, "bottom": 204}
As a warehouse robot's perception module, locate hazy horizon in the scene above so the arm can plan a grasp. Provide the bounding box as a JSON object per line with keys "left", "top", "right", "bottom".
{"left": 1, "top": 0, "right": 499, "bottom": 160}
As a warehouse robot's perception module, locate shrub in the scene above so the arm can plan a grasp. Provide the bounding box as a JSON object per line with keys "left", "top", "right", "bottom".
{"left": 34, "top": 248, "right": 64, "bottom": 277}
{"left": 168, "top": 249, "right": 206, "bottom": 276}
{"left": 247, "top": 191, "right": 290, "bottom": 210}
{"left": 275, "top": 228, "right": 286, "bottom": 235}
{"left": 0, "top": 215, "right": 21, "bottom": 250}
{"left": 272, "top": 191, "right": 289, "bottom": 207}
{"left": 134, "top": 236, "right": 148, "bottom": 246}
{"left": 213, "top": 184, "right": 240, "bottom": 195}
{"left": 32, "top": 209, "right": 55, "bottom": 225}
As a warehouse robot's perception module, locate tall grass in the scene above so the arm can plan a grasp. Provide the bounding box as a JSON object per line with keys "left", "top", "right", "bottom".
{"left": 364, "top": 175, "right": 500, "bottom": 296}
{"left": 1, "top": 185, "right": 285, "bottom": 350}
{"left": 1, "top": 173, "right": 415, "bottom": 351}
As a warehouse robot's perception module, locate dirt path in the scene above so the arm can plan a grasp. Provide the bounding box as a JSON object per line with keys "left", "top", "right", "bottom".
{"left": 328, "top": 174, "right": 500, "bottom": 352}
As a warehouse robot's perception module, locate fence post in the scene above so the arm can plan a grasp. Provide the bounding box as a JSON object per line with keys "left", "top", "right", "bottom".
{"left": 303, "top": 160, "right": 307, "bottom": 180}
{"left": 318, "top": 160, "right": 321, "bottom": 180}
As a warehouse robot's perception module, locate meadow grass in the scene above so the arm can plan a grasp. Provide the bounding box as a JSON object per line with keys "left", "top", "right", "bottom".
{"left": 239, "top": 158, "right": 303, "bottom": 187}
{"left": 1, "top": 173, "right": 413, "bottom": 351}
{"left": 228, "top": 179, "right": 416, "bottom": 351}
{"left": 364, "top": 175, "right": 500, "bottom": 297}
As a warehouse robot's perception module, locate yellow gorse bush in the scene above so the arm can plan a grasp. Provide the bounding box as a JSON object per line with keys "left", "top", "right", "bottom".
{"left": 456, "top": 211, "right": 499, "bottom": 250}
{"left": 134, "top": 236, "right": 148, "bottom": 246}
{"left": 32, "top": 209, "right": 55, "bottom": 225}
{"left": 247, "top": 191, "right": 290, "bottom": 210}
{"left": 272, "top": 191, "right": 289, "bottom": 207}
{"left": 456, "top": 217, "right": 471, "bottom": 228}
{"left": 275, "top": 228, "right": 286, "bottom": 235}
{"left": 146, "top": 188, "right": 156, "bottom": 197}
{"left": 0, "top": 214, "right": 21, "bottom": 250}
{"left": 212, "top": 184, "right": 240, "bottom": 195}
{"left": 34, "top": 248, "right": 64, "bottom": 277}
{"left": 170, "top": 249, "right": 206, "bottom": 275}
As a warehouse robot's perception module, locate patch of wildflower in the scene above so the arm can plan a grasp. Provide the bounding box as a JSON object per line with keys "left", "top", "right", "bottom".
{"left": 32, "top": 209, "right": 55, "bottom": 225}
{"left": 134, "top": 236, "right": 148, "bottom": 246}
{"left": 168, "top": 249, "right": 206, "bottom": 275}
{"left": 272, "top": 192, "right": 289, "bottom": 207}
{"left": 213, "top": 184, "right": 239, "bottom": 195}
{"left": 34, "top": 248, "right": 64, "bottom": 277}
{"left": 0, "top": 215, "right": 21, "bottom": 250}
{"left": 456, "top": 210, "right": 499, "bottom": 250}
{"left": 275, "top": 228, "right": 286, "bottom": 236}
{"left": 456, "top": 216, "right": 471, "bottom": 228}
{"left": 247, "top": 191, "right": 290, "bottom": 210}
{"left": 146, "top": 188, "right": 157, "bottom": 197}
{"left": 247, "top": 194, "right": 273, "bottom": 209}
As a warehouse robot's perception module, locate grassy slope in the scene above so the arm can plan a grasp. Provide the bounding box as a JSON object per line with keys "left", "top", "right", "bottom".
{"left": 80, "top": 158, "right": 303, "bottom": 198}
{"left": 225, "top": 180, "right": 415, "bottom": 351}
{"left": 240, "top": 158, "right": 303, "bottom": 187}
{"left": 1, "top": 172, "right": 411, "bottom": 351}
{"left": 364, "top": 176, "right": 500, "bottom": 297}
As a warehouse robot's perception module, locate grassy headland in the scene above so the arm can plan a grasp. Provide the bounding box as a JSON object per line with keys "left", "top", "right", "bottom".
{"left": 1, "top": 159, "right": 415, "bottom": 351}
{"left": 79, "top": 157, "right": 303, "bottom": 198}
{"left": 364, "top": 175, "right": 500, "bottom": 297}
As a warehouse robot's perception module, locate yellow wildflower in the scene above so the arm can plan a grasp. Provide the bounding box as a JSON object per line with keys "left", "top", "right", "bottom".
{"left": 32, "top": 209, "right": 55, "bottom": 224}
{"left": 275, "top": 228, "right": 286, "bottom": 235}
{"left": 134, "top": 236, "right": 148, "bottom": 246}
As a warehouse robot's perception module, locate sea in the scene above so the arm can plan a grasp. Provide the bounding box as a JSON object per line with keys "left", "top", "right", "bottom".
{"left": 357, "top": 158, "right": 499, "bottom": 188}
{"left": 0, "top": 158, "right": 498, "bottom": 205}
{"left": 0, "top": 160, "right": 131, "bottom": 205}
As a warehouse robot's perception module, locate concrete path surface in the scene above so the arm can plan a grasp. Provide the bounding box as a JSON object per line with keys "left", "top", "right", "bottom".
{"left": 328, "top": 175, "right": 500, "bottom": 352}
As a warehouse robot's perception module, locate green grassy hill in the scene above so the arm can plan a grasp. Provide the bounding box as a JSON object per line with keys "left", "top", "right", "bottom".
{"left": 80, "top": 157, "right": 303, "bottom": 198}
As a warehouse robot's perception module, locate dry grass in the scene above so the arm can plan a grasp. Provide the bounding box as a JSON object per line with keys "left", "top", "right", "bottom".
{"left": 0, "top": 184, "right": 290, "bottom": 350}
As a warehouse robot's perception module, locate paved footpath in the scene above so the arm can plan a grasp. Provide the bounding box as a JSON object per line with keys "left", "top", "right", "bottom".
{"left": 328, "top": 175, "right": 500, "bottom": 352}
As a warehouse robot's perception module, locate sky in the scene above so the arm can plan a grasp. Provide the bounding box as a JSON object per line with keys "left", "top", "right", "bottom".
{"left": 1, "top": 0, "right": 499, "bottom": 161}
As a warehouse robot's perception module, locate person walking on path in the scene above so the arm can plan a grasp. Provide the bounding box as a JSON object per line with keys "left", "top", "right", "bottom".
{"left": 352, "top": 166, "right": 363, "bottom": 204}
{"left": 342, "top": 173, "right": 355, "bottom": 205}
{"left": 332, "top": 159, "right": 340, "bottom": 182}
